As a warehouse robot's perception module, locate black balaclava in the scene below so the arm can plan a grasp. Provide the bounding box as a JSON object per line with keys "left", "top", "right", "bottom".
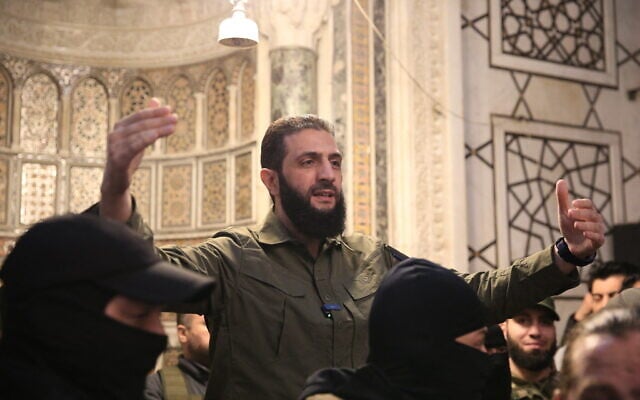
{"left": 335, "top": 258, "right": 492, "bottom": 400}
{"left": 0, "top": 282, "right": 167, "bottom": 399}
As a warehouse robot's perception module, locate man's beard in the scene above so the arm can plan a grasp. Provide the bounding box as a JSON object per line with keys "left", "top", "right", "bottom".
{"left": 278, "top": 172, "right": 346, "bottom": 239}
{"left": 507, "top": 336, "right": 557, "bottom": 372}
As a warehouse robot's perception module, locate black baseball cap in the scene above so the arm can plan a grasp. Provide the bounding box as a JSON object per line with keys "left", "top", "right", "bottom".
{"left": 0, "top": 214, "right": 214, "bottom": 305}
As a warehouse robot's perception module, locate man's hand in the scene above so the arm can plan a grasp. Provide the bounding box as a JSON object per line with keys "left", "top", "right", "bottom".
{"left": 574, "top": 292, "right": 593, "bottom": 321}
{"left": 555, "top": 179, "right": 605, "bottom": 271}
{"left": 100, "top": 98, "right": 177, "bottom": 221}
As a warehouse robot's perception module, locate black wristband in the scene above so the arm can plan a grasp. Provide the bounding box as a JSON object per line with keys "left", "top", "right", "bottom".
{"left": 555, "top": 237, "right": 596, "bottom": 267}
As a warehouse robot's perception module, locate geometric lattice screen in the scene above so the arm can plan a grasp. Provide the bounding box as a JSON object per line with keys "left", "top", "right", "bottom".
{"left": 489, "top": 0, "right": 617, "bottom": 86}
{"left": 493, "top": 116, "right": 622, "bottom": 266}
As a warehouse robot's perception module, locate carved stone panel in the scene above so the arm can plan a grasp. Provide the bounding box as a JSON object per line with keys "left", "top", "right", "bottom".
{"left": 20, "top": 73, "right": 59, "bottom": 154}
{"left": 161, "top": 163, "right": 193, "bottom": 229}
{"left": 20, "top": 162, "right": 57, "bottom": 225}
{"left": 201, "top": 158, "right": 227, "bottom": 226}
{"left": 206, "top": 69, "right": 229, "bottom": 149}
{"left": 68, "top": 165, "right": 103, "bottom": 213}
{"left": 166, "top": 76, "right": 196, "bottom": 154}
{"left": 71, "top": 78, "right": 108, "bottom": 156}
{"left": 234, "top": 152, "right": 252, "bottom": 221}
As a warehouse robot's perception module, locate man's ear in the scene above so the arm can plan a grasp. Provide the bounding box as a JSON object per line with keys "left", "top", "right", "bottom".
{"left": 260, "top": 168, "right": 279, "bottom": 196}
{"left": 177, "top": 324, "right": 188, "bottom": 344}
{"left": 499, "top": 321, "right": 508, "bottom": 338}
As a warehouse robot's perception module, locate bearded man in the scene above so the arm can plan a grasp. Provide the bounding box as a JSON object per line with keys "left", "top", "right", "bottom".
{"left": 501, "top": 298, "right": 559, "bottom": 400}
{"left": 94, "top": 101, "right": 606, "bottom": 400}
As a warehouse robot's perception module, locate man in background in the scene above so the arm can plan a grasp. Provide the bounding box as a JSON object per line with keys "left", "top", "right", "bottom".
{"left": 502, "top": 298, "right": 559, "bottom": 400}
{"left": 553, "top": 307, "right": 640, "bottom": 400}
{"left": 145, "top": 313, "right": 211, "bottom": 399}
{"left": 561, "top": 261, "right": 640, "bottom": 343}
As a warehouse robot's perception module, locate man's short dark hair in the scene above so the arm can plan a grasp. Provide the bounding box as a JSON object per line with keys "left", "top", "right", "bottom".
{"left": 587, "top": 261, "right": 640, "bottom": 292}
{"left": 260, "top": 115, "right": 335, "bottom": 173}
{"left": 558, "top": 307, "right": 640, "bottom": 394}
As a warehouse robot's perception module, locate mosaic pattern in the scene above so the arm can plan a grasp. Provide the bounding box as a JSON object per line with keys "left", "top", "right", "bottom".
{"left": 131, "top": 167, "right": 152, "bottom": 223}
{"left": 332, "top": 0, "right": 348, "bottom": 152}
{"left": 68, "top": 166, "right": 102, "bottom": 212}
{"left": 0, "top": 71, "right": 8, "bottom": 146}
{"left": 161, "top": 164, "right": 192, "bottom": 228}
{"left": 166, "top": 76, "right": 196, "bottom": 154}
{"left": 240, "top": 65, "right": 255, "bottom": 141}
{"left": 121, "top": 78, "right": 152, "bottom": 117}
{"left": 20, "top": 73, "right": 59, "bottom": 154}
{"left": 505, "top": 133, "right": 613, "bottom": 261}
{"left": 201, "top": 159, "right": 227, "bottom": 225}
{"left": 351, "top": 0, "right": 372, "bottom": 235}
{"left": 71, "top": 78, "right": 108, "bottom": 156}
{"left": 234, "top": 152, "right": 252, "bottom": 221}
{"left": 0, "top": 159, "right": 8, "bottom": 225}
{"left": 500, "top": 0, "right": 606, "bottom": 70}
{"left": 206, "top": 69, "right": 229, "bottom": 149}
{"left": 20, "top": 163, "right": 57, "bottom": 225}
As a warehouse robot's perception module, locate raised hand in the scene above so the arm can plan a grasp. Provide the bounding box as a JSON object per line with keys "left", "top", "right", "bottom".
{"left": 100, "top": 98, "right": 177, "bottom": 221}
{"left": 555, "top": 179, "right": 605, "bottom": 259}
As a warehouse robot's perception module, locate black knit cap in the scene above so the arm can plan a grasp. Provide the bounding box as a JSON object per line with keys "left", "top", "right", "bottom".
{"left": 368, "top": 258, "right": 487, "bottom": 364}
{"left": 0, "top": 214, "right": 214, "bottom": 304}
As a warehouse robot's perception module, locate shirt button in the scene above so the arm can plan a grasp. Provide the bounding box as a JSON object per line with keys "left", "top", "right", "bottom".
{"left": 324, "top": 295, "right": 331, "bottom": 301}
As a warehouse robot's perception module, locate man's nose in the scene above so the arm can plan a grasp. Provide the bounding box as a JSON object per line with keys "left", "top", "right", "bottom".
{"left": 317, "top": 159, "right": 336, "bottom": 181}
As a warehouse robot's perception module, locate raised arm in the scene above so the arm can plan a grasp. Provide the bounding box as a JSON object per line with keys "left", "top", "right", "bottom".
{"left": 100, "top": 98, "right": 177, "bottom": 221}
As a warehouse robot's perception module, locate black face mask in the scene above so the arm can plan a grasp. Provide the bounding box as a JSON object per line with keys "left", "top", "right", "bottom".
{"left": 2, "top": 283, "right": 167, "bottom": 399}
{"left": 481, "top": 352, "right": 511, "bottom": 400}
{"left": 278, "top": 171, "right": 346, "bottom": 239}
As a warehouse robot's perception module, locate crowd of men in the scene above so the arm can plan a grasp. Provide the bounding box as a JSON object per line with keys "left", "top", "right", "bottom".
{"left": 0, "top": 101, "right": 638, "bottom": 400}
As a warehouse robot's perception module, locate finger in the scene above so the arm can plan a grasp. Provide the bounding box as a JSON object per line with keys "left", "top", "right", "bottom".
{"left": 114, "top": 106, "right": 173, "bottom": 130}
{"left": 568, "top": 208, "right": 603, "bottom": 222}
{"left": 116, "top": 113, "right": 177, "bottom": 139}
{"left": 571, "top": 198, "right": 596, "bottom": 209}
{"left": 573, "top": 220, "right": 605, "bottom": 234}
{"left": 583, "top": 231, "right": 605, "bottom": 246}
{"left": 147, "top": 97, "right": 163, "bottom": 108}
{"left": 556, "top": 179, "right": 570, "bottom": 217}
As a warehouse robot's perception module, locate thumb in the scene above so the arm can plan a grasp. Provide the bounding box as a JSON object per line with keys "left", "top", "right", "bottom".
{"left": 556, "top": 179, "right": 570, "bottom": 217}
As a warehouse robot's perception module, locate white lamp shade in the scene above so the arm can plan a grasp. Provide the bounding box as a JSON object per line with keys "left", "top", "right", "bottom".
{"left": 217, "top": 11, "right": 259, "bottom": 48}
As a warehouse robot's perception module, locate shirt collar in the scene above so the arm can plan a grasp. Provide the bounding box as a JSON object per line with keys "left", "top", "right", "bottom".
{"left": 255, "top": 210, "right": 344, "bottom": 248}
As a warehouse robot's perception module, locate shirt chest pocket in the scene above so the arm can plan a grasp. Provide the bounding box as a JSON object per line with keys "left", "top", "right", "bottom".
{"left": 233, "top": 253, "right": 307, "bottom": 359}
{"left": 344, "top": 265, "right": 383, "bottom": 318}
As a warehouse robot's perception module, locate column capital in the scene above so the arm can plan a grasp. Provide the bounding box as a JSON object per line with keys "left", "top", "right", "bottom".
{"left": 257, "top": 0, "right": 331, "bottom": 50}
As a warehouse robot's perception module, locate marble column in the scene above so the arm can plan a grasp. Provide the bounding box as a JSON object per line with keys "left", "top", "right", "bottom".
{"left": 270, "top": 48, "right": 317, "bottom": 121}
{"left": 259, "top": 0, "right": 329, "bottom": 121}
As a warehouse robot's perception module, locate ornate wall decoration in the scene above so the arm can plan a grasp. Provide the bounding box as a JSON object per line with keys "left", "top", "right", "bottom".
{"left": 68, "top": 166, "right": 102, "bottom": 213}
{"left": 131, "top": 166, "right": 153, "bottom": 225}
{"left": 489, "top": 0, "right": 617, "bottom": 86}
{"left": 373, "top": 0, "right": 388, "bottom": 242}
{"left": 20, "top": 163, "right": 57, "bottom": 226}
{"left": 0, "top": 69, "right": 9, "bottom": 146}
{"left": 234, "top": 152, "right": 252, "bottom": 221}
{"left": 201, "top": 158, "right": 227, "bottom": 226}
{"left": 161, "top": 164, "right": 193, "bottom": 228}
{"left": 20, "top": 73, "right": 59, "bottom": 154}
{"left": 240, "top": 64, "right": 255, "bottom": 141}
{"left": 206, "top": 69, "right": 229, "bottom": 149}
{"left": 71, "top": 78, "right": 108, "bottom": 156}
{"left": 121, "top": 78, "right": 153, "bottom": 118}
{"left": 0, "top": 158, "right": 8, "bottom": 225}
{"left": 351, "top": 0, "right": 373, "bottom": 236}
{"left": 166, "top": 76, "right": 196, "bottom": 154}
{"left": 492, "top": 116, "right": 622, "bottom": 265}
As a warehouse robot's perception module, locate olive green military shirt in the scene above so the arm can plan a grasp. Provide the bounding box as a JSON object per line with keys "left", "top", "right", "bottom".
{"left": 126, "top": 209, "right": 578, "bottom": 400}
{"left": 511, "top": 371, "right": 559, "bottom": 400}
